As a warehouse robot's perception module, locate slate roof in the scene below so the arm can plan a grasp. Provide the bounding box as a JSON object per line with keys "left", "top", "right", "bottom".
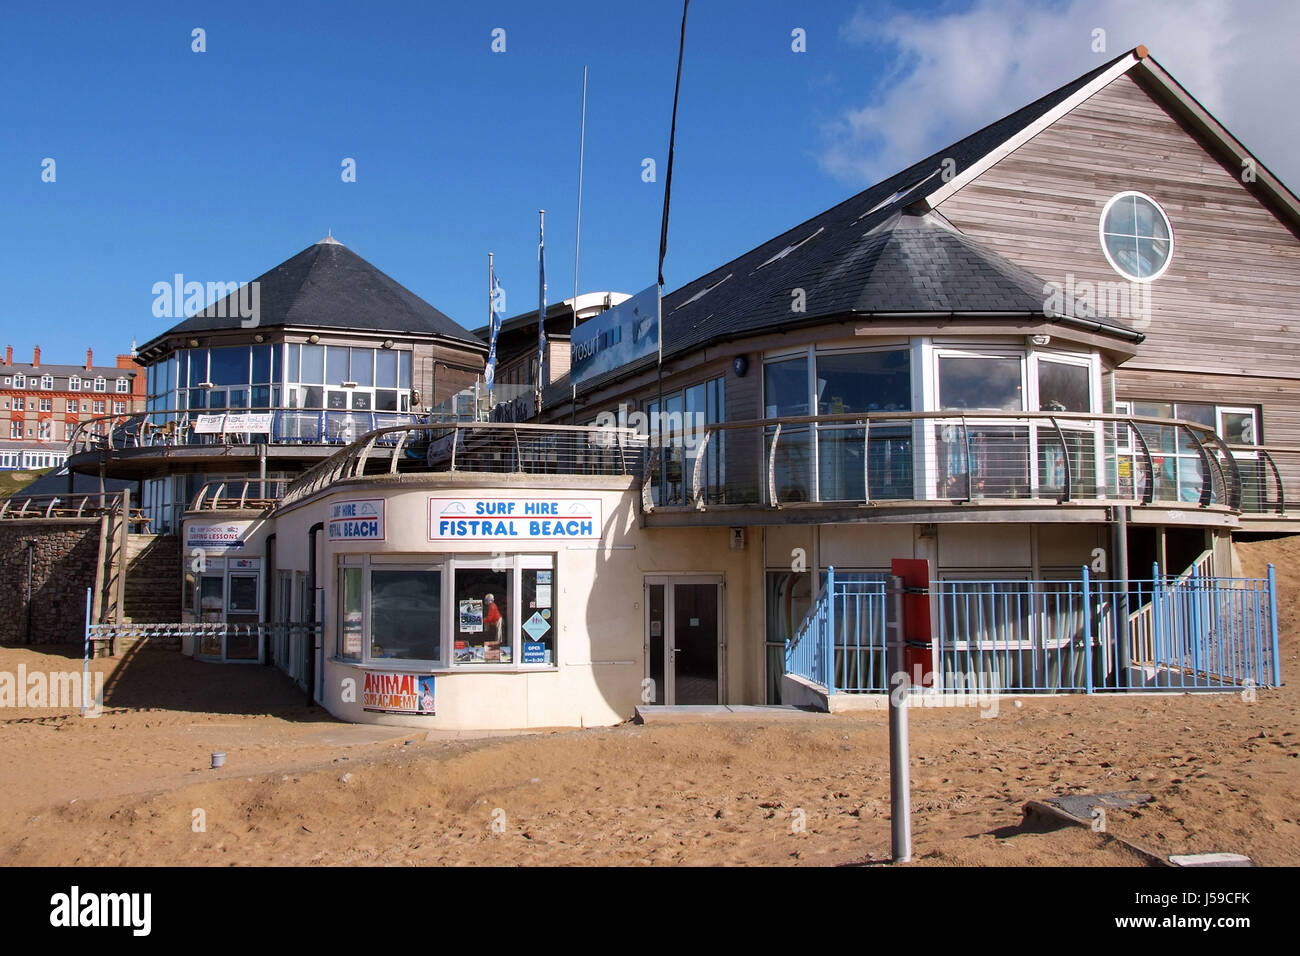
{"left": 546, "top": 51, "right": 1142, "bottom": 405}
{"left": 141, "top": 238, "right": 484, "bottom": 351}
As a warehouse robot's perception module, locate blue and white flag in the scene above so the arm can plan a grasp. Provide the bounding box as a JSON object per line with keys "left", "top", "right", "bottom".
{"left": 485, "top": 259, "right": 503, "bottom": 395}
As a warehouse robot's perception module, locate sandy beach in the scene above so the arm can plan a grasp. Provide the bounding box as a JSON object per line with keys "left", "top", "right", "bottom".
{"left": 1, "top": 535, "right": 1295, "bottom": 867}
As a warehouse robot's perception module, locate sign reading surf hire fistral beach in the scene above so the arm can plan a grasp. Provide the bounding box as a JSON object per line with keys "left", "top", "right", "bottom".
{"left": 429, "top": 498, "right": 602, "bottom": 540}
{"left": 362, "top": 672, "right": 435, "bottom": 715}
{"left": 328, "top": 498, "right": 385, "bottom": 542}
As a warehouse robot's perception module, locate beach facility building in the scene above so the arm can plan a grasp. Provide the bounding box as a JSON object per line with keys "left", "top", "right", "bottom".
{"left": 44, "top": 47, "right": 1294, "bottom": 728}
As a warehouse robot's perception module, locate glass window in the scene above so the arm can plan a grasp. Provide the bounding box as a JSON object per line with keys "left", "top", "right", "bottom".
{"left": 399, "top": 351, "right": 412, "bottom": 389}
{"left": 453, "top": 566, "right": 512, "bottom": 664}
{"left": 375, "top": 390, "right": 399, "bottom": 412}
{"left": 1038, "top": 360, "right": 1090, "bottom": 412}
{"left": 300, "top": 344, "right": 324, "bottom": 383}
{"left": 1100, "top": 192, "right": 1173, "bottom": 280}
{"left": 938, "top": 355, "right": 1023, "bottom": 411}
{"left": 350, "top": 348, "right": 374, "bottom": 387}
{"left": 1219, "top": 408, "right": 1257, "bottom": 445}
{"left": 228, "top": 575, "right": 258, "bottom": 613}
{"left": 287, "top": 344, "right": 300, "bottom": 383}
{"left": 520, "top": 566, "right": 556, "bottom": 665}
{"left": 326, "top": 347, "right": 348, "bottom": 385}
{"left": 369, "top": 568, "right": 442, "bottom": 664}
{"left": 815, "top": 349, "right": 910, "bottom": 414}
{"left": 251, "top": 345, "right": 272, "bottom": 384}
{"left": 209, "top": 347, "right": 250, "bottom": 386}
{"left": 339, "top": 566, "right": 362, "bottom": 659}
{"left": 764, "top": 356, "right": 809, "bottom": 417}
{"left": 376, "top": 350, "right": 398, "bottom": 388}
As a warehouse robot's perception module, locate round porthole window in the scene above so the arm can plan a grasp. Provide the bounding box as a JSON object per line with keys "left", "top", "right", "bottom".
{"left": 1099, "top": 191, "right": 1173, "bottom": 281}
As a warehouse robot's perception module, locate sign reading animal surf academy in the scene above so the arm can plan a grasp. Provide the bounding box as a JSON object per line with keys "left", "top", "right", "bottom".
{"left": 185, "top": 520, "right": 250, "bottom": 552}
{"left": 362, "top": 672, "right": 435, "bottom": 715}
{"left": 429, "top": 497, "right": 602, "bottom": 540}
{"left": 328, "top": 498, "right": 385, "bottom": 541}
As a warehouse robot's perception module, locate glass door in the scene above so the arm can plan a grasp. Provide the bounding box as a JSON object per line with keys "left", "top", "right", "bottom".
{"left": 644, "top": 576, "right": 722, "bottom": 705}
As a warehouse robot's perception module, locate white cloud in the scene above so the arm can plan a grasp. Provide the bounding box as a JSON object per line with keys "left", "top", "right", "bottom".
{"left": 821, "top": 0, "right": 1300, "bottom": 190}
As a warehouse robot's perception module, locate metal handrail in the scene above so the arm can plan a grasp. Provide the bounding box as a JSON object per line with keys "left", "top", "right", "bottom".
{"left": 277, "top": 420, "right": 648, "bottom": 509}
{"left": 643, "top": 410, "right": 1250, "bottom": 515}
{"left": 64, "top": 406, "right": 442, "bottom": 456}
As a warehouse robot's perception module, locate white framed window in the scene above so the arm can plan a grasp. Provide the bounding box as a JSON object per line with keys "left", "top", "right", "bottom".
{"left": 115, "top": 377, "right": 129, "bottom": 393}
{"left": 339, "top": 554, "right": 445, "bottom": 667}
{"left": 39, "top": 398, "right": 52, "bottom": 412}
{"left": 1217, "top": 406, "right": 1258, "bottom": 447}
{"left": 65, "top": 399, "right": 77, "bottom": 412}
{"left": 40, "top": 374, "right": 53, "bottom": 389}
{"left": 64, "top": 422, "right": 75, "bottom": 440}
{"left": 69, "top": 375, "right": 81, "bottom": 390}
{"left": 113, "top": 400, "right": 126, "bottom": 414}
{"left": 13, "top": 374, "right": 24, "bottom": 388}
{"left": 38, "top": 420, "right": 52, "bottom": 440}
{"left": 336, "top": 553, "right": 558, "bottom": 669}
{"left": 93, "top": 400, "right": 105, "bottom": 414}
{"left": 1099, "top": 191, "right": 1173, "bottom": 281}
{"left": 935, "top": 348, "right": 1026, "bottom": 412}
{"left": 12, "top": 397, "right": 23, "bottom": 411}
{"left": 93, "top": 376, "right": 106, "bottom": 392}
{"left": 9, "top": 421, "right": 20, "bottom": 438}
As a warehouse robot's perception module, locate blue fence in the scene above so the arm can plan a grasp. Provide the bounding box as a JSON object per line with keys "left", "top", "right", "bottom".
{"left": 785, "top": 565, "right": 1281, "bottom": 695}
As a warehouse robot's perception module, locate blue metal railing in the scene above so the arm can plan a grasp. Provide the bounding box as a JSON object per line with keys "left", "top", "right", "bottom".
{"left": 784, "top": 565, "right": 1281, "bottom": 696}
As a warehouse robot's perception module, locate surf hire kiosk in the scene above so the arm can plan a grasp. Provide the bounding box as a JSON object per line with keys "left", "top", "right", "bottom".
{"left": 179, "top": 49, "right": 1291, "bottom": 730}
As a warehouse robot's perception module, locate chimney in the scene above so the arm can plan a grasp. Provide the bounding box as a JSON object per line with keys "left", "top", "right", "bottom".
{"left": 33, "top": 345, "right": 41, "bottom": 368}
{"left": 86, "top": 348, "right": 93, "bottom": 372}
{"left": 4, "top": 345, "right": 10, "bottom": 366}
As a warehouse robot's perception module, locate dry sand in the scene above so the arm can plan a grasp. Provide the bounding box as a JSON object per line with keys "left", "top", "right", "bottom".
{"left": 1, "top": 536, "right": 1296, "bottom": 867}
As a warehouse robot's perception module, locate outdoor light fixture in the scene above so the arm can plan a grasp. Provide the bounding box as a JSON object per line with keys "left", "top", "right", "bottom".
{"left": 308, "top": 334, "right": 320, "bottom": 344}
{"left": 188, "top": 339, "right": 199, "bottom": 348}
{"left": 253, "top": 334, "right": 264, "bottom": 343}
{"left": 1030, "top": 334, "right": 1051, "bottom": 346}
{"left": 732, "top": 355, "right": 748, "bottom": 377}
{"left": 381, "top": 339, "right": 394, "bottom": 349}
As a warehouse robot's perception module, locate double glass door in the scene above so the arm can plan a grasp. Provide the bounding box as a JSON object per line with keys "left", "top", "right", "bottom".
{"left": 644, "top": 576, "right": 722, "bottom": 705}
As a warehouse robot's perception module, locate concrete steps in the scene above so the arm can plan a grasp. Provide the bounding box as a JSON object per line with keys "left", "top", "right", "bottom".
{"left": 122, "top": 533, "right": 181, "bottom": 623}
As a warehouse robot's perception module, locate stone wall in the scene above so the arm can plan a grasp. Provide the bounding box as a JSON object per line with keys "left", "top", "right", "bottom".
{"left": 0, "top": 520, "right": 103, "bottom": 644}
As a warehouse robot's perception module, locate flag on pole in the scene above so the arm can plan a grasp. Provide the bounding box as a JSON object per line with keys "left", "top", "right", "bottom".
{"left": 485, "top": 255, "right": 503, "bottom": 396}
{"left": 537, "top": 210, "right": 547, "bottom": 400}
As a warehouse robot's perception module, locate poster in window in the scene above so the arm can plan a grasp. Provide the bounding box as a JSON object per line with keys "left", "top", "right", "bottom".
{"left": 459, "top": 599, "right": 483, "bottom": 632}
{"left": 343, "top": 611, "right": 363, "bottom": 657}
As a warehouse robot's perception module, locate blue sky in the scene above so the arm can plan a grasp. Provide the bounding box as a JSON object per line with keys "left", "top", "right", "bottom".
{"left": 2, "top": 0, "right": 1296, "bottom": 361}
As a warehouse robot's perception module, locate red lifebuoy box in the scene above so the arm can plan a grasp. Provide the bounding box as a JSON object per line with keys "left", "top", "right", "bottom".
{"left": 891, "top": 558, "right": 934, "bottom": 687}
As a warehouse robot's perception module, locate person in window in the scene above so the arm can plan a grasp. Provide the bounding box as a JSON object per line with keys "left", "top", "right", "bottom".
{"left": 484, "top": 593, "right": 503, "bottom": 644}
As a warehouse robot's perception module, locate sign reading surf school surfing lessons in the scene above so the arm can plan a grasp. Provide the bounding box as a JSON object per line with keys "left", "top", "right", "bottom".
{"left": 185, "top": 520, "right": 250, "bottom": 552}
{"left": 328, "top": 498, "right": 385, "bottom": 542}
{"left": 429, "top": 497, "right": 602, "bottom": 540}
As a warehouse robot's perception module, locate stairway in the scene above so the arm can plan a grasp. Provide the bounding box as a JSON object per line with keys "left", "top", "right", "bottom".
{"left": 122, "top": 533, "right": 182, "bottom": 623}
